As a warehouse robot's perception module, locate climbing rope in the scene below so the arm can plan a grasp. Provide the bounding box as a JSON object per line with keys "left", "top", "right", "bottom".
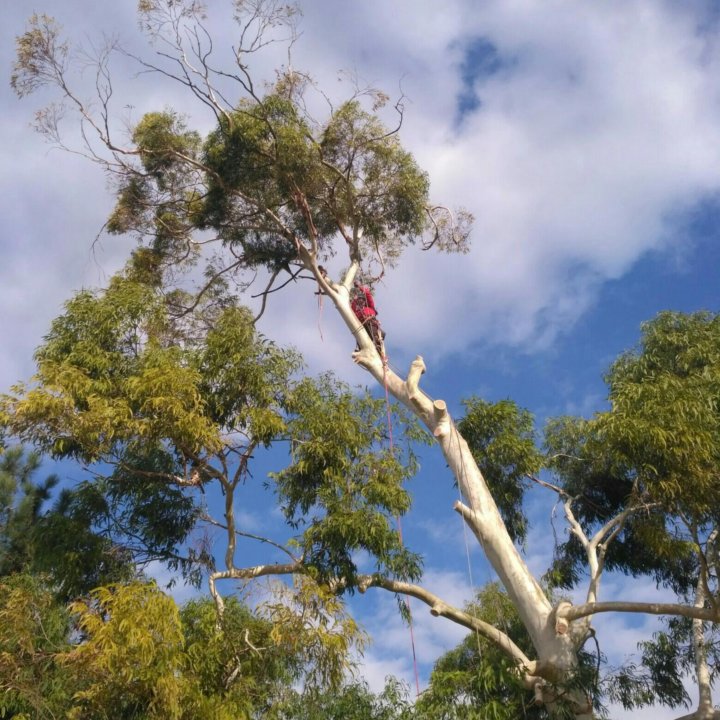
{"left": 382, "top": 356, "right": 421, "bottom": 696}
{"left": 316, "top": 291, "right": 324, "bottom": 342}
{"left": 384, "top": 357, "right": 484, "bottom": 669}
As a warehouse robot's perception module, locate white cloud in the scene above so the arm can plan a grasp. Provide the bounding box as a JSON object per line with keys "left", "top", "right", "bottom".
{"left": 145, "top": 559, "right": 202, "bottom": 605}
{"left": 6, "top": 1, "right": 720, "bottom": 381}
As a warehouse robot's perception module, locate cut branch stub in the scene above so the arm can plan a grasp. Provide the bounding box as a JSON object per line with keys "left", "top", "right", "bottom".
{"left": 433, "top": 399, "right": 451, "bottom": 438}
{"left": 554, "top": 601, "right": 573, "bottom": 635}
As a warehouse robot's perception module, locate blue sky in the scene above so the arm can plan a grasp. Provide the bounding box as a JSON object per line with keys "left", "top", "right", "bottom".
{"left": 2, "top": 1, "right": 720, "bottom": 716}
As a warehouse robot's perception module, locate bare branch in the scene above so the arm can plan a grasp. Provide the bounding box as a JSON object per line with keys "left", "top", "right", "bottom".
{"left": 558, "top": 600, "right": 720, "bottom": 624}
{"left": 200, "top": 513, "right": 298, "bottom": 561}
{"left": 358, "top": 574, "right": 534, "bottom": 672}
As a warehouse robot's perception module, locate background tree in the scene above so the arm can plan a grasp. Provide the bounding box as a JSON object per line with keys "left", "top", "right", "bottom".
{"left": 1, "top": 574, "right": 361, "bottom": 719}
{"left": 8, "top": 2, "right": 720, "bottom": 717}
{"left": 270, "top": 677, "right": 415, "bottom": 720}
{"left": 542, "top": 311, "right": 720, "bottom": 718}
{"left": 0, "top": 446, "right": 135, "bottom": 598}
{"left": 0, "top": 573, "right": 72, "bottom": 719}
{"left": 1, "top": 255, "right": 413, "bottom": 696}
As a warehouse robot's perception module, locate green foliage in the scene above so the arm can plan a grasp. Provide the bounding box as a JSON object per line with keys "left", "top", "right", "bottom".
{"left": 133, "top": 111, "right": 201, "bottom": 182}
{"left": 418, "top": 584, "right": 546, "bottom": 720}
{"left": 13, "top": 3, "right": 469, "bottom": 284}
{"left": 181, "top": 595, "right": 297, "bottom": 716}
{"left": 0, "top": 260, "right": 304, "bottom": 585}
{"left": 604, "top": 616, "right": 697, "bottom": 712}
{"left": 4, "top": 271, "right": 215, "bottom": 461}
{"left": 544, "top": 415, "right": 696, "bottom": 594}
{"left": 545, "top": 312, "right": 720, "bottom": 596}
{"left": 0, "top": 446, "right": 57, "bottom": 576}
{"left": 0, "top": 575, "right": 369, "bottom": 720}
{"left": 318, "top": 100, "right": 430, "bottom": 257}
{"left": 260, "top": 576, "right": 368, "bottom": 691}
{"left": 602, "top": 311, "right": 720, "bottom": 516}
{"left": 0, "top": 446, "right": 134, "bottom": 599}
{"left": 198, "top": 304, "right": 298, "bottom": 439}
{"left": 2, "top": 262, "right": 297, "bottom": 461}
{"left": 271, "top": 677, "right": 415, "bottom": 720}
{"left": 10, "top": 14, "right": 67, "bottom": 98}
{"left": 108, "top": 112, "right": 202, "bottom": 258}
{"left": 64, "top": 582, "right": 186, "bottom": 719}
{"left": 57, "top": 450, "right": 203, "bottom": 588}
{"left": 274, "top": 375, "right": 423, "bottom": 589}
{"left": 0, "top": 573, "right": 72, "bottom": 719}
{"left": 419, "top": 584, "right": 602, "bottom": 720}
{"left": 198, "top": 93, "right": 431, "bottom": 270}
{"left": 543, "top": 311, "right": 720, "bottom": 711}
{"left": 458, "top": 398, "right": 542, "bottom": 543}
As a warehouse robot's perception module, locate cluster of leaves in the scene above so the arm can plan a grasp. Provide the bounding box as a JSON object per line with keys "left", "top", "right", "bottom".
{"left": 270, "top": 676, "right": 415, "bottom": 720}
{"left": 606, "top": 616, "right": 692, "bottom": 712}
{"left": 2, "top": 253, "right": 426, "bottom": 590}
{"left": 545, "top": 312, "right": 720, "bottom": 596}
{"left": 450, "top": 313, "right": 720, "bottom": 715}
{"left": 0, "top": 573, "right": 72, "bottom": 718}
{"left": 12, "top": 8, "right": 471, "bottom": 283}
{"left": 0, "top": 575, "right": 348, "bottom": 720}
{"left": 1, "top": 255, "right": 296, "bottom": 571}
{"left": 274, "top": 374, "right": 425, "bottom": 588}
{"left": 602, "top": 311, "right": 720, "bottom": 516}
{"left": 0, "top": 446, "right": 136, "bottom": 600}
{"left": 0, "top": 444, "right": 375, "bottom": 719}
{"left": 458, "top": 398, "right": 543, "bottom": 544}
{"left": 108, "top": 112, "right": 203, "bottom": 262}
{"left": 110, "top": 92, "right": 434, "bottom": 273}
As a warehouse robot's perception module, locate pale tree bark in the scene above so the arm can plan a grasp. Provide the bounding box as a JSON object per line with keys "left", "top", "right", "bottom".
{"left": 690, "top": 579, "right": 717, "bottom": 720}
{"left": 308, "top": 256, "right": 596, "bottom": 717}
{"left": 673, "top": 530, "right": 720, "bottom": 720}
{"left": 303, "top": 252, "right": 720, "bottom": 719}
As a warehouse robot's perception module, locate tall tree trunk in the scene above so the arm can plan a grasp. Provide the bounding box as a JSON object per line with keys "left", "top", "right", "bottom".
{"left": 322, "top": 267, "right": 594, "bottom": 715}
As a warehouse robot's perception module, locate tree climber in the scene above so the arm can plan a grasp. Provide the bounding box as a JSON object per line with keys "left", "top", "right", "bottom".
{"left": 351, "top": 281, "right": 385, "bottom": 355}
{"left": 314, "top": 265, "right": 329, "bottom": 295}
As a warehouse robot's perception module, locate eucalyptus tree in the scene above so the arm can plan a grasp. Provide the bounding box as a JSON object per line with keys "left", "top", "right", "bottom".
{"left": 9, "top": 2, "right": 720, "bottom": 717}
{"left": 542, "top": 311, "right": 720, "bottom": 719}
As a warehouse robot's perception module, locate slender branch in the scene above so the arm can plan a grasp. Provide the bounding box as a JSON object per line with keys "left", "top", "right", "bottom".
{"left": 200, "top": 513, "right": 297, "bottom": 561}
{"left": 558, "top": 601, "right": 720, "bottom": 624}
{"left": 251, "top": 266, "right": 307, "bottom": 323}
{"left": 209, "top": 561, "right": 302, "bottom": 617}
{"left": 526, "top": 474, "right": 564, "bottom": 495}
{"left": 563, "top": 496, "right": 589, "bottom": 548}
{"left": 358, "top": 574, "right": 534, "bottom": 672}
{"left": 291, "top": 184, "right": 320, "bottom": 257}
{"left": 168, "top": 257, "right": 246, "bottom": 318}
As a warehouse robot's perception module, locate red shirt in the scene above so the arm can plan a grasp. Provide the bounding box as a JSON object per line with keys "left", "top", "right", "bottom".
{"left": 351, "top": 285, "right": 377, "bottom": 319}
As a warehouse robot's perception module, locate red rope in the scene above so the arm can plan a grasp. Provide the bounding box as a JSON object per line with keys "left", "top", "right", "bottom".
{"left": 317, "top": 293, "right": 324, "bottom": 342}
{"left": 382, "top": 359, "right": 421, "bottom": 696}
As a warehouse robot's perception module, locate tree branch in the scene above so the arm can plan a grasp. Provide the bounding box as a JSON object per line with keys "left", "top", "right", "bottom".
{"left": 200, "top": 513, "right": 297, "bottom": 561}
{"left": 209, "top": 561, "right": 301, "bottom": 617}
{"left": 558, "top": 600, "right": 720, "bottom": 624}
{"left": 357, "top": 574, "right": 534, "bottom": 672}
